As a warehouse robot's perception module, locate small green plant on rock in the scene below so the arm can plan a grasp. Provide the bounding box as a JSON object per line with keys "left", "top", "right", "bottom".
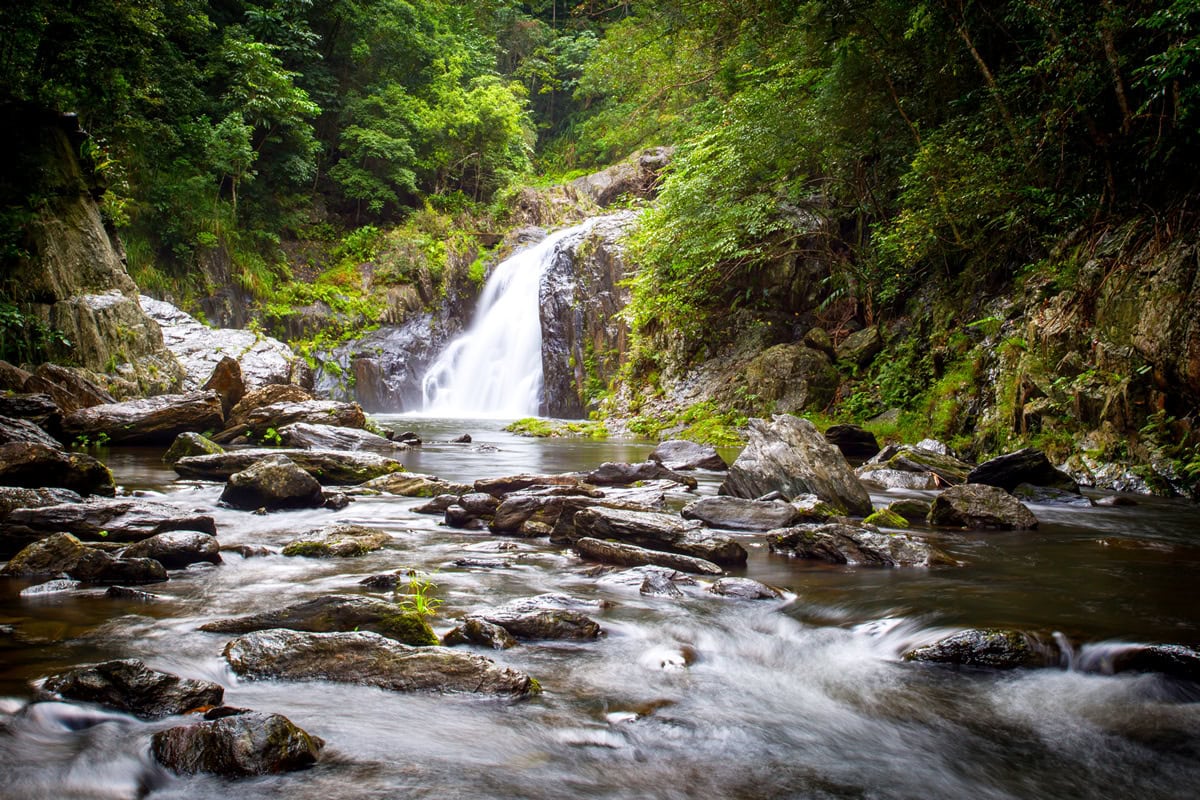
{"left": 397, "top": 573, "right": 443, "bottom": 618}
{"left": 261, "top": 427, "right": 282, "bottom": 446}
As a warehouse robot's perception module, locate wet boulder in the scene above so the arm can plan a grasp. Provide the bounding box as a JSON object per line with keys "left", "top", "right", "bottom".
{"left": 443, "top": 492, "right": 500, "bottom": 530}
{"left": 361, "top": 472, "right": 472, "bottom": 497}
{"left": 0, "top": 442, "right": 114, "bottom": 497}
{"left": 276, "top": 422, "right": 409, "bottom": 455}
{"left": 1, "top": 498, "right": 216, "bottom": 557}
{"left": 570, "top": 506, "right": 748, "bottom": 566}
{"left": 220, "top": 455, "right": 325, "bottom": 511}
{"left": 648, "top": 439, "right": 727, "bottom": 471}
{"left": 720, "top": 415, "right": 872, "bottom": 517}
{"left": 61, "top": 392, "right": 224, "bottom": 446}
{"left": 199, "top": 594, "right": 437, "bottom": 646}
{"left": 474, "top": 473, "right": 591, "bottom": 497}
{"left": 227, "top": 384, "right": 312, "bottom": 419}
{"left": 768, "top": 523, "right": 955, "bottom": 567}
{"left": 903, "top": 629, "right": 1047, "bottom": 669}
{"left": 708, "top": 577, "right": 783, "bottom": 600}
{"left": 887, "top": 498, "right": 932, "bottom": 522}
{"left": 413, "top": 494, "right": 461, "bottom": 515}
{"left": 281, "top": 523, "right": 391, "bottom": 558}
{"left": 823, "top": 424, "right": 880, "bottom": 461}
{"left": 586, "top": 461, "right": 697, "bottom": 490}
{"left": 856, "top": 445, "right": 972, "bottom": 488}
{"left": 1101, "top": 644, "right": 1200, "bottom": 683}
{"left": 23, "top": 364, "right": 115, "bottom": 414}
{"left": 224, "top": 629, "right": 536, "bottom": 695}
{"left": 928, "top": 484, "right": 1039, "bottom": 530}
{"left": 175, "top": 448, "right": 405, "bottom": 485}
{"left": 574, "top": 537, "right": 724, "bottom": 575}
{"left": 215, "top": 399, "right": 367, "bottom": 443}
{"left": 1, "top": 533, "right": 168, "bottom": 583}
{"left": 441, "top": 618, "right": 518, "bottom": 650}
{"left": 39, "top": 658, "right": 223, "bottom": 719}
{"left": 680, "top": 496, "right": 802, "bottom": 532}
{"left": 202, "top": 356, "right": 245, "bottom": 419}
{"left": 162, "top": 432, "right": 224, "bottom": 464}
{"left": 0, "top": 414, "right": 62, "bottom": 448}
{"left": 0, "top": 392, "right": 63, "bottom": 432}
{"left": 0, "top": 486, "right": 82, "bottom": 519}
{"left": 464, "top": 594, "right": 603, "bottom": 641}
{"left": 1012, "top": 484, "right": 1094, "bottom": 507}
{"left": 120, "top": 531, "right": 222, "bottom": 569}
{"left": 967, "top": 448, "right": 1079, "bottom": 493}
{"left": 152, "top": 711, "right": 323, "bottom": 776}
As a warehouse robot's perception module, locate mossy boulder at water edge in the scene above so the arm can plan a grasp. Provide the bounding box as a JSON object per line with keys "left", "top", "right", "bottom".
{"left": 162, "top": 432, "right": 224, "bottom": 464}
{"left": 39, "top": 658, "right": 224, "bottom": 719}
{"left": 361, "top": 472, "right": 473, "bottom": 497}
{"left": 863, "top": 508, "right": 910, "bottom": 529}
{"left": 223, "top": 629, "right": 537, "bottom": 696}
{"left": 220, "top": 455, "right": 325, "bottom": 511}
{"left": 152, "top": 711, "right": 323, "bottom": 777}
{"left": 200, "top": 595, "right": 437, "bottom": 646}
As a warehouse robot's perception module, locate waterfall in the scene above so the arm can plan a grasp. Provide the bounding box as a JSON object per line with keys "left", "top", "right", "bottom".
{"left": 420, "top": 221, "right": 592, "bottom": 418}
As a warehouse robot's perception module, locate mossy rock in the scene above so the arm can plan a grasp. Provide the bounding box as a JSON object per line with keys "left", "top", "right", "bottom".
{"left": 163, "top": 432, "right": 225, "bottom": 464}
{"left": 864, "top": 508, "right": 909, "bottom": 529}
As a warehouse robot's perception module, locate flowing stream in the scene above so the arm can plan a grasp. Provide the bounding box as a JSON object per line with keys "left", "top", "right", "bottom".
{"left": 420, "top": 223, "right": 594, "bottom": 418}
{"left": 2, "top": 418, "right": 1199, "bottom": 799}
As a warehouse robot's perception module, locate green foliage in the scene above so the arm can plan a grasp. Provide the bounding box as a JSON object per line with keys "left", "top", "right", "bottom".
{"left": 505, "top": 417, "right": 608, "bottom": 439}
{"left": 395, "top": 572, "right": 443, "bottom": 618}
{"left": 627, "top": 400, "right": 746, "bottom": 447}
{"left": 0, "top": 300, "right": 72, "bottom": 365}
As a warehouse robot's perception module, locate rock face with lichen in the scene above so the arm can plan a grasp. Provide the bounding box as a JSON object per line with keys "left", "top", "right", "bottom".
{"left": 200, "top": 595, "right": 436, "bottom": 645}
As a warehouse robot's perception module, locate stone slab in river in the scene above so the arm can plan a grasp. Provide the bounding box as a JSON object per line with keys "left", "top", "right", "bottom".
{"left": 61, "top": 392, "right": 224, "bottom": 446}
{"left": 574, "top": 537, "right": 724, "bottom": 575}
{"left": 120, "top": 531, "right": 222, "bottom": 568}
{"left": 174, "top": 448, "right": 405, "bottom": 485}
{"left": 967, "top": 448, "right": 1079, "bottom": 493}
{"left": 570, "top": 506, "right": 747, "bottom": 566}
{"left": 768, "top": 522, "right": 955, "bottom": 567}
{"left": 40, "top": 658, "right": 223, "bottom": 719}
{"left": 152, "top": 711, "right": 323, "bottom": 776}
{"left": 720, "top": 415, "right": 872, "bottom": 516}
{"left": 681, "top": 496, "right": 803, "bottom": 532}
{"left": 1, "top": 532, "right": 169, "bottom": 583}
{"left": 277, "top": 422, "right": 409, "bottom": 454}
{"left": 1, "top": 498, "right": 216, "bottom": 557}
{"left": 200, "top": 594, "right": 437, "bottom": 646}
{"left": 648, "top": 439, "right": 727, "bottom": 471}
{"left": 223, "top": 629, "right": 536, "bottom": 696}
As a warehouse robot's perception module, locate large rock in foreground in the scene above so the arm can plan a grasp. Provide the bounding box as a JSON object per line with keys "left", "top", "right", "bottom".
{"left": 0, "top": 442, "right": 114, "bottom": 497}
{"left": 928, "top": 484, "right": 1039, "bottom": 530}
{"left": 768, "top": 523, "right": 954, "bottom": 567}
{"left": 1, "top": 533, "right": 169, "bottom": 583}
{"left": 174, "top": 448, "right": 405, "bottom": 485}
{"left": 152, "top": 711, "right": 322, "bottom": 776}
{"left": 570, "top": 506, "right": 747, "bottom": 566}
{"left": 61, "top": 392, "right": 224, "bottom": 446}
{"left": 223, "top": 629, "right": 536, "bottom": 696}
{"left": 200, "top": 595, "right": 437, "bottom": 646}
{"left": 220, "top": 455, "right": 325, "bottom": 511}
{"left": 40, "top": 658, "right": 223, "bottom": 719}
{"left": 0, "top": 498, "right": 216, "bottom": 556}
{"left": 720, "top": 415, "right": 871, "bottom": 516}
{"left": 903, "top": 629, "right": 1048, "bottom": 669}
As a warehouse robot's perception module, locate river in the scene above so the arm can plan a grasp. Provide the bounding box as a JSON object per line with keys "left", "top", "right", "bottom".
{"left": 1, "top": 417, "right": 1198, "bottom": 799}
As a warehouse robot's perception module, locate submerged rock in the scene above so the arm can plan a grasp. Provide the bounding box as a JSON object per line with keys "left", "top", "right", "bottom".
{"left": 570, "top": 506, "right": 747, "bottom": 566}
{"left": 174, "top": 448, "right": 405, "bottom": 485}
{"left": 40, "top": 659, "right": 224, "bottom": 719}
{"left": 1, "top": 499, "right": 215, "bottom": 557}
{"left": 967, "top": 448, "right": 1079, "bottom": 493}
{"left": 152, "top": 711, "right": 323, "bottom": 776}
{"left": 574, "top": 537, "right": 724, "bottom": 575}
{"left": 768, "top": 523, "right": 954, "bottom": 567}
{"left": 61, "top": 392, "right": 224, "bottom": 446}
{"left": 281, "top": 524, "right": 391, "bottom": 558}
{"left": 720, "top": 415, "right": 872, "bottom": 516}
{"left": 1012, "top": 483, "right": 1094, "bottom": 507}
{"left": 121, "top": 531, "right": 222, "bottom": 568}
{"left": 680, "top": 496, "right": 802, "bottom": 532}
{"left": 220, "top": 455, "right": 325, "bottom": 511}
{"left": 200, "top": 595, "right": 436, "bottom": 646}
{"left": 648, "top": 440, "right": 727, "bottom": 471}
{"left": 224, "top": 629, "right": 536, "bottom": 695}
{"left": 1101, "top": 644, "right": 1200, "bottom": 683}
{"left": 903, "top": 629, "right": 1047, "bottom": 669}
{"left": 1, "top": 533, "right": 169, "bottom": 583}
{"left": 0, "top": 442, "right": 115, "bottom": 497}
{"left": 928, "top": 484, "right": 1039, "bottom": 530}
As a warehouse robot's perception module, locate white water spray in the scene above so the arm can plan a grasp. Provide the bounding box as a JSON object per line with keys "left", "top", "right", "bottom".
{"left": 420, "top": 222, "right": 592, "bottom": 417}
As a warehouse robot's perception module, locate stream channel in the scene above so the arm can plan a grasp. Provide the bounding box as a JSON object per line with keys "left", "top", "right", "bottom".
{"left": 1, "top": 417, "right": 1198, "bottom": 799}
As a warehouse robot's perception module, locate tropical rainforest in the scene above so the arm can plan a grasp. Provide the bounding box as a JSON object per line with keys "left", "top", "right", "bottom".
{"left": 2, "top": 0, "right": 1199, "bottom": 493}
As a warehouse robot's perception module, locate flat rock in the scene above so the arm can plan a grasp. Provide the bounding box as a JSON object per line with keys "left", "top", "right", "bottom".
{"left": 708, "top": 577, "right": 783, "bottom": 600}
{"left": 40, "top": 659, "right": 223, "bottom": 719}
{"left": 681, "top": 496, "right": 802, "bottom": 531}
{"left": 120, "top": 531, "right": 222, "bottom": 568}
{"left": 220, "top": 455, "right": 325, "bottom": 511}
{"left": 720, "top": 415, "right": 872, "bottom": 516}
{"left": 570, "top": 506, "right": 747, "bottom": 566}
{"left": 0, "top": 392, "right": 62, "bottom": 431}
{"left": 0, "top": 442, "right": 114, "bottom": 497}
{"left": 361, "top": 472, "right": 472, "bottom": 497}
{"left": 152, "top": 711, "right": 323, "bottom": 776}
{"left": 493, "top": 491, "right": 657, "bottom": 537}
{"left": 903, "top": 629, "right": 1047, "bottom": 669}
{"left": 474, "top": 473, "right": 591, "bottom": 497}
{"left": 228, "top": 384, "right": 313, "bottom": 419}
{"left": 1012, "top": 483, "right": 1094, "bottom": 507}
{"left": 223, "top": 629, "right": 536, "bottom": 695}
{"left": 929, "top": 484, "right": 1039, "bottom": 530}
{"left": 574, "top": 537, "right": 724, "bottom": 575}
{"left": 216, "top": 399, "right": 366, "bottom": 442}
{"left": 61, "top": 392, "right": 224, "bottom": 446}
{"left": 1, "top": 533, "right": 169, "bottom": 583}
{"left": 276, "top": 422, "right": 409, "bottom": 454}
{"left": 856, "top": 468, "right": 940, "bottom": 490}
{"left": 648, "top": 440, "right": 727, "bottom": 471}
{"left": 968, "top": 448, "right": 1079, "bottom": 493}
{"left": 1, "top": 498, "right": 216, "bottom": 557}
{"left": 281, "top": 524, "right": 391, "bottom": 558}
{"left": 768, "top": 523, "right": 955, "bottom": 567}
{"left": 0, "top": 486, "right": 82, "bottom": 519}
{"left": 174, "top": 448, "right": 405, "bottom": 485}
{"left": 200, "top": 595, "right": 437, "bottom": 646}
{"left": 587, "top": 461, "right": 697, "bottom": 489}
{"left": 465, "top": 594, "right": 603, "bottom": 641}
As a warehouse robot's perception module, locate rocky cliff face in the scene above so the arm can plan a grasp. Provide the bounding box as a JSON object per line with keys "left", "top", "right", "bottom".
{"left": 0, "top": 111, "right": 182, "bottom": 395}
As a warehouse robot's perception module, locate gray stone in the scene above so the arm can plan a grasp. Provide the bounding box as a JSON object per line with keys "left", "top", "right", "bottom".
{"left": 0, "top": 414, "right": 62, "bottom": 448}
{"left": 120, "top": 531, "right": 222, "bottom": 569}
{"left": 586, "top": 461, "right": 697, "bottom": 490}
{"left": 152, "top": 711, "right": 323, "bottom": 776}
{"left": 2, "top": 533, "right": 169, "bottom": 584}
{"left": 681, "top": 496, "right": 802, "bottom": 532}
{"left": 968, "top": 448, "right": 1079, "bottom": 493}
{"left": 856, "top": 444, "right": 973, "bottom": 487}
{"left": 1, "top": 499, "right": 215, "bottom": 557}
{"left": 903, "top": 629, "right": 1047, "bottom": 669}
{"left": 708, "top": 577, "right": 783, "bottom": 600}
{"left": 574, "top": 537, "right": 724, "bottom": 575}
{"left": 836, "top": 326, "right": 883, "bottom": 365}
{"left": 276, "top": 422, "right": 409, "bottom": 454}
{"left": 0, "top": 486, "right": 82, "bottom": 519}
{"left": 571, "top": 506, "right": 747, "bottom": 566}
{"left": 648, "top": 439, "right": 727, "bottom": 471}
{"left": 928, "top": 484, "right": 1039, "bottom": 530}
{"left": 441, "top": 618, "right": 518, "bottom": 650}
{"left": 175, "top": 448, "right": 405, "bottom": 485}
{"left": 768, "top": 523, "right": 955, "bottom": 567}
{"left": 281, "top": 523, "right": 391, "bottom": 558}
{"left": 61, "top": 392, "right": 224, "bottom": 446}
{"left": 465, "top": 594, "right": 603, "bottom": 641}
{"left": 220, "top": 455, "right": 325, "bottom": 510}
{"left": 40, "top": 659, "right": 223, "bottom": 719}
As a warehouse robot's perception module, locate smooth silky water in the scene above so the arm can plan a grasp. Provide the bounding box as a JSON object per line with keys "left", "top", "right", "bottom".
{"left": 1, "top": 417, "right": 1198, "bottom": 799}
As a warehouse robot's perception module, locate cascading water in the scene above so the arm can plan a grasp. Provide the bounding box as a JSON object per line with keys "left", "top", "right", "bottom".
{"left": 420, "top": 221, "right": 593, "bottom": 417}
